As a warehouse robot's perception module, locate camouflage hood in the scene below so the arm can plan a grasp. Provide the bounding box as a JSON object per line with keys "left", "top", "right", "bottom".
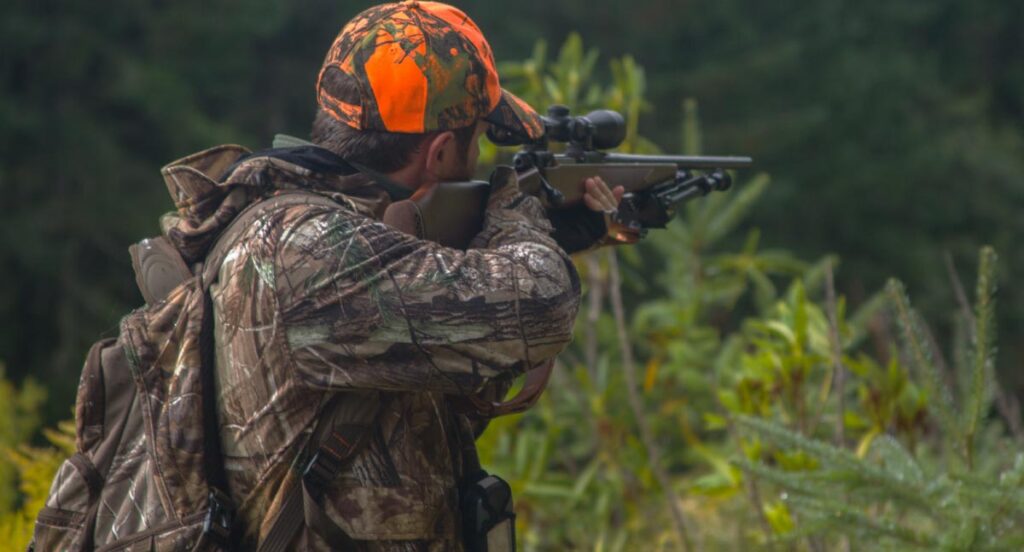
{"left": 158, "top": 144, "right": 395, "bottom": 263}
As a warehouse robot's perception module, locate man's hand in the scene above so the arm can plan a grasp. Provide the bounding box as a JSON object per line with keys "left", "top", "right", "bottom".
{"left": 582, "top": 176, "right": 625, "bottom": 213}
{"left": 577, "top": 176, "right": 640, "bottom": 247}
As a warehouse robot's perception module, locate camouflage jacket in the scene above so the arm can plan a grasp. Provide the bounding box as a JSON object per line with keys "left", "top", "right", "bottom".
{"left": 159, "top": 144, "right": 580, "bottom": 550}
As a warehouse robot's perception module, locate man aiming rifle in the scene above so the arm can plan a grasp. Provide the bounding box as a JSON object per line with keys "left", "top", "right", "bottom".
{"left": 203, "top": 3, "right": 624, "bottom": 548}
{"left": 30, "top": 2, "right": 745, "bottom": 551}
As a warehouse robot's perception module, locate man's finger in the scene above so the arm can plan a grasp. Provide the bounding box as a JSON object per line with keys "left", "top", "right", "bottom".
{"left": 596, "top": 177, "right": 620, "bottom": 207}
{"left": 589, "top": 176, "right": 612, "bottom": 205}
{"left": 592, "top": 177, "right": 621, "bottom": 209}
{"left": 584, "top": 178, "right": 610, "bottom": 210}
{"left": 582, "top": 177, "right": 596, "bottom": 201}
{"left": 582, "top": 177, "right": 623, "bottom": 212}
{"left": 583, "top": 192, "right": 605, "bottom": 212}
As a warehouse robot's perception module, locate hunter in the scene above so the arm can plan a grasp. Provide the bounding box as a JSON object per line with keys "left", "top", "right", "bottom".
{"left": 165, "top": 1, "right": 622, "bottom": 549}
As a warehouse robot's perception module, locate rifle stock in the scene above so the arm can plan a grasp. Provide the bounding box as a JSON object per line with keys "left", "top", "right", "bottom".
{"left": 382, "top": 180, "right": 490, "bottom": 250}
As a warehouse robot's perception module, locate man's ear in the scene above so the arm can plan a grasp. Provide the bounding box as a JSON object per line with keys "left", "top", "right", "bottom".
{"left": 424, "top": 130, "right": 456, "bottom": 180}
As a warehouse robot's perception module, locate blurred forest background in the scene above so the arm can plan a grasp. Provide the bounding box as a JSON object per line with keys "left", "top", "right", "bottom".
{"left": 2, "top": 0, "right": 1024, "bottom": 550}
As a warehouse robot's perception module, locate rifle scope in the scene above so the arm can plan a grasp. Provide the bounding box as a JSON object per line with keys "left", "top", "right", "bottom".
{"left": 488, "top": 105, "right": 626, "bottom": 151}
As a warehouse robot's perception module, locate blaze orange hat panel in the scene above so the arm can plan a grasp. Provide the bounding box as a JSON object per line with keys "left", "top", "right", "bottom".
{"left": 317, "top": 1, "right": 542, "bottom": 140}
{"left": 362, "top": 22, "right": 430, "bottom": 132}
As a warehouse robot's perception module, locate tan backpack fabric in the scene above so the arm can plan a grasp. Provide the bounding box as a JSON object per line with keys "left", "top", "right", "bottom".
{"left": 30, "top": 191, "right": 341, "bottom": 552}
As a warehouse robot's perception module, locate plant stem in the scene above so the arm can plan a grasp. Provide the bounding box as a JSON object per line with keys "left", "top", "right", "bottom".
{"left": 823, "top": 262, "right": 851, "bottom": 552}
{"left": 727, "top": 419, "right": 775, "bottom": 545}
{"left": 585, "top": 253, "right": 604, "bottom": 381}
{"left": 606, "top": 249, "right": 693, "bottom": 552}
{"left": 824, "top": 262, "right": 846, "bottom": 448}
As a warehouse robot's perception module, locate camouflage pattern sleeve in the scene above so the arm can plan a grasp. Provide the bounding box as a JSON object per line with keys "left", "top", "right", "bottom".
{"left": 276, "top": 169, "right": 581, "bottom": 395}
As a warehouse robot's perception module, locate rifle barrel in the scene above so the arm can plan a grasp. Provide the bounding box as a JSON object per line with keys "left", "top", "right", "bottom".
{"left": 598, "top": 153, "right": 753, "bottom": 169}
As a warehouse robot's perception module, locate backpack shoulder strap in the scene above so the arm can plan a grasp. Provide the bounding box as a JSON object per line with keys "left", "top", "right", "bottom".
{"left": 193, "top": 190, "right": 350, "bottom": 548}
{"left": 197, "top": 190, "right": 386, "bottom": 551}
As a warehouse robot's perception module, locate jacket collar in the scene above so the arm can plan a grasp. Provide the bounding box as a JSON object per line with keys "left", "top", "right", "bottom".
{"left": 158, "top": 143, "right": 401, "bottom": 263}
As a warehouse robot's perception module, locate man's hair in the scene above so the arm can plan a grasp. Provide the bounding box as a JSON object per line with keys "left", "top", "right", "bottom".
{"left": 311, "top": 109, "right": 477, "bottom": 174}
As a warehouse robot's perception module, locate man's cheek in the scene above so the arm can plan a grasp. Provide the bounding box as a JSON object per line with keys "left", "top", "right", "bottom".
{"left": 469, "top": 147, "right": 481, "bottom": 174}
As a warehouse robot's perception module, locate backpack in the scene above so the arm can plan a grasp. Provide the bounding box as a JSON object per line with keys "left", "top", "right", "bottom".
{"left": 29, "top": 190, "right": 356, "bottom": 552}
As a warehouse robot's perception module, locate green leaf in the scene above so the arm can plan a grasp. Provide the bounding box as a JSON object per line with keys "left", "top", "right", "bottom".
{"left": 704, "top": 173, "right": 770, "bottom": 244}
{"left": 688, "top": 472, "right": 741, "bottom": 497}
{"left": 523, "top": 482, "right": 576, "bottom": 499}
{"left": 843, "top": 411, "right": 870, "bottom": 430}
{"left": 717, "top": 389, "right": 741, "bottom": 413}
{"left": 703, "top": 412, "right": 728, "bottom": 431}
{"left": 763, "top": 500, "right": 795, "bottom": 535}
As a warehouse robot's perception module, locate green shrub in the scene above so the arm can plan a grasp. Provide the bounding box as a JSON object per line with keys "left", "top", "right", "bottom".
{"left": 735, "top": 247, "right": 1024, "bottom": 550}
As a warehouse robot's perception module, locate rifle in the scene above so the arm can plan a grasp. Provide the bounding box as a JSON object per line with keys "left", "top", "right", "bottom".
{"left": 387, "top": 105, "right": 753, "bottom": 250}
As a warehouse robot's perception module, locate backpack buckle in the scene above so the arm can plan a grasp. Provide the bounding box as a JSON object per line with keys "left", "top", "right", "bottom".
{"left": 203, "top": 488, "right": 236, "bottom": 545}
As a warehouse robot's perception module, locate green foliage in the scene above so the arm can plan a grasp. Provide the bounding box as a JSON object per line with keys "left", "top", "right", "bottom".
{"left": 736, "top": 248, "right": 1024, "bottom": 550}
{"left": 0, "top": 367, "right": 71, "bottom": 552}
{"left": 0, "top": 422, "right": 75, "bottom": 552}
{"left": 483, "top": 36, "right": 1024, "bottom": 551}
{"left": 0, "top": 364, "right": 46, "bottom": 513}
{"left": 479, "top": 35, "right": 834, "bottom": 550}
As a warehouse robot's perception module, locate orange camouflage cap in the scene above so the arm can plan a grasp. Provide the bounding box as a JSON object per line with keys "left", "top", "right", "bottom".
{"left": 316, "top": 1, "right": 544, "bottom": 140}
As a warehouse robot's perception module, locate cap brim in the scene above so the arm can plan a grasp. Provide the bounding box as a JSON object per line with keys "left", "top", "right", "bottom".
{"left": 483, "top": 89, "right": 545, "bottom": 142}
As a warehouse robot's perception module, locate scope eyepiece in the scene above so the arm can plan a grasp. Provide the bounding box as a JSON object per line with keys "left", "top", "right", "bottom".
{"left": 486, "top": 125, "right": 526, "bottom": 147}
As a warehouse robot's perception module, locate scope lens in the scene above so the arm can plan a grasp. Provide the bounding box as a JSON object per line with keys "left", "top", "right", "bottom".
{"left": 582, "top": 110, "right": 626, "bottom": 150}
